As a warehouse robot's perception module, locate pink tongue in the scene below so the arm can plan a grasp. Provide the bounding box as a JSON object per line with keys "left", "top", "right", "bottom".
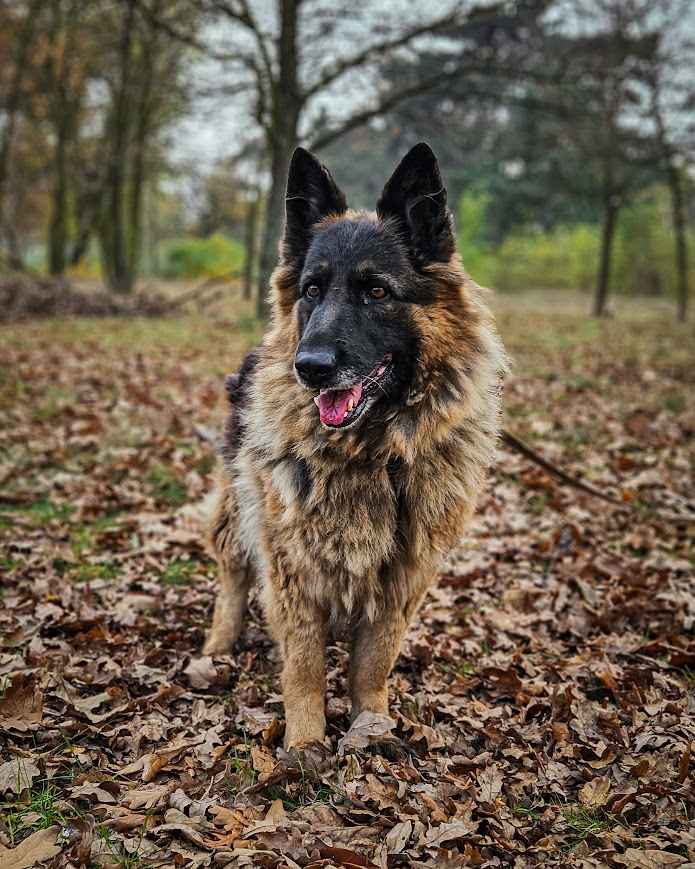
{"left": 317, "top": 384, "right": 363, "bottom": 425}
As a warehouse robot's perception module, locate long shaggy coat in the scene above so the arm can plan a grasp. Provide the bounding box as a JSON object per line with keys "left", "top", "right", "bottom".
{"left": 203, "top": 144, "right": 506, "bottom": 750}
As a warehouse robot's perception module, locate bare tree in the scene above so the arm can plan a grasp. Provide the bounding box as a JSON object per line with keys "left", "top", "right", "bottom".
{"left": 536, "top": 0, "right": 661, "bottom": 316}
{"left": 643, "top": 0, "right": 694, "bottom": 322}
{"left": 98, "top": 0, "right": 198, "bottom": 291}
{"left": 0, "top": 0, "right": 45, "bottom": 267}
{"left": 140, "top": 0, "right": 541, "bottom": 315}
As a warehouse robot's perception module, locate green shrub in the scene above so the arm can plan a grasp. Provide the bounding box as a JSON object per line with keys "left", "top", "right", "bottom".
{"left": 458, "top": 184, "right": 695, "bottom": 296}
{"left": 457, "top": 191, "right": 496, "bottom": 286}
{"left": 491, "top": 224, "right": 600, "bottom": 292}
{"left": 159, "top": 234, "right": 244, "bottom": 279}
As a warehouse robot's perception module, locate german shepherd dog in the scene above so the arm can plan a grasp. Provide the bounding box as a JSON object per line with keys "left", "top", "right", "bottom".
{"left": 203, "top": 143, "right": 506, "bottom": 750}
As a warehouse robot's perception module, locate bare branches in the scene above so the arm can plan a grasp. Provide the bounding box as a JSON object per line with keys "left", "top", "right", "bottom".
{"left": 301, "top": 7, "right": 460, "bottom": 102}
{"left": 207, "top": 0, "right": 275, "bottom": 83}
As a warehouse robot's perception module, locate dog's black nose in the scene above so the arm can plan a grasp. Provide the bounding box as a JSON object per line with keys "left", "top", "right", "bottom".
{"left": 295, "top": 350, "right": 337, "bottom": 386}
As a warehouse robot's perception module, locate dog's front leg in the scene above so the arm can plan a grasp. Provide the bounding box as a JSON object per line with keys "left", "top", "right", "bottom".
{"left": 349, "top": 601, "right": 416, "bottom": 720}
{"left": 268, "top": 591, "right": 328, "bottom": 749}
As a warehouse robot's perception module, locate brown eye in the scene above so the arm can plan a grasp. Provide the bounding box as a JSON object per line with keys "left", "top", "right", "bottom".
{"left": 304, "top": 284, "right": 320, "bottom": 300}
{"left": 368, "top": 286, "right": 388, "bottom": 301}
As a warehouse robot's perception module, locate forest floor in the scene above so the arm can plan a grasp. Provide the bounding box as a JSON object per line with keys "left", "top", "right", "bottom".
{"left": 1, "top": 290, "right": 694, "bottom": 868}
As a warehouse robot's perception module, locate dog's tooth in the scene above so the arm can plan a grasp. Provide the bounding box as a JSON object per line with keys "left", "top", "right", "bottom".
{"left": 313, "top": 396, "right": 320, "bottom": 406}
{"left": 347, "top": 399, "right": 354, "bottom": 412}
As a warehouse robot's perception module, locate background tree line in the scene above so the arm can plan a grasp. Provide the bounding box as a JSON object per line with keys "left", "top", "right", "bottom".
{"left": 0, "top": 0, "right": 693, "bottom": 318}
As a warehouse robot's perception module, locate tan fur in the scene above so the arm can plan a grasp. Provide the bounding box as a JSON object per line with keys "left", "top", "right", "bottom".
{"left": 204, "top": 217, "right": 506, "bottom": 750}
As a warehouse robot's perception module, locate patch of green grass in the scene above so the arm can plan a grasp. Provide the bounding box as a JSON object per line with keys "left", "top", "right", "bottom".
{"left": 160, "top": 558, "right": 198, "bottom": 587}
{"left": 561, "top": 805, "right": 618, "bottom": 851}
{"left": 33, "top": 386, "right": 74, "bottom": 421}
{"left": 513, "top": 802, "right": 543, "bottom": 822}
{"left": 265, "top": 781, "right": 335, "bottom": 812}
{"left": 97, "top": 825, "right": 143, "bottom": 868}
{"left": 69, "top": 513, "right": 126, "bottom": 556}
{"left": 226, "top": 749, "right": 258, "bottom": 798}
{"left": 146, "top": 465, "right": 188, "bottom": 508}
{"left": 438, "top": 659, "right": 476, "bottom": 678}
{"left": 4, "top": 498, "right": 75, "bottom": 524}
{"left": 70, "top": 526, "right": 95, "bottom": 555}
{"left": 71, "top": 561, "right": 122, "bottom": 583}
{"left": 526, "top": 494, "right": 548, "bottom": 516}
{"left": 4, "top": 782, "right": 77, "bottom": 846}
{"left": 663, "top": 391, "right": 686, "bottom": 414}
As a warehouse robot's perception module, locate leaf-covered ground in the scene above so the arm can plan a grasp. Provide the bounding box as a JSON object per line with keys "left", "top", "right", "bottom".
{"left": 1, "top": 292, "right": 694, "bottom": 868}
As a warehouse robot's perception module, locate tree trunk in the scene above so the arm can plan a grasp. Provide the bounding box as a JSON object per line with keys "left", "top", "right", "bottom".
{"left": 48, "top": 112, "right": 70, "bottom": 274}
{"left": 126, "top": 2, "right": 159, "bottom": 285}
{"left": 255, "top": 0, "right": 302, "bottom": 319}
{"left": 242, "top": 193, "right": 259, "bottom": 301}
{"left": 102, "top": 0, "right": 137, "bottom": 293}
{"left": 667, "top": 162, "right": 689, "bottom": 323}
{"left": 0, "top": 0, "right": 43, "bottom": 255}
{"left": 593, "top": 198, "right": 618, "bottom": 317}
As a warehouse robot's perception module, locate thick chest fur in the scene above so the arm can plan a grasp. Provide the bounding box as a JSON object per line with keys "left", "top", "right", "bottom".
{"left": 264, "top": 456, "right": 398, "bottom": 582}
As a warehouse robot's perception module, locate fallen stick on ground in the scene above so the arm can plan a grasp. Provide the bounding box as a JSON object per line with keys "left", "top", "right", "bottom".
{"left": 501, "top": 428, "right": 694, "bottom": 524}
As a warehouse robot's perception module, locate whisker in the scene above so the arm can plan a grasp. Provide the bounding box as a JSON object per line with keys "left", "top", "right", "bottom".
{"left": 362, "top": 374, "right": 389, "bottom": 398}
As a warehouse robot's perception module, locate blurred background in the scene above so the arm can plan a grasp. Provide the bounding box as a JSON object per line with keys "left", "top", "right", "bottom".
{"left": 1, "top": 0, "right": 693, "bottom": 323}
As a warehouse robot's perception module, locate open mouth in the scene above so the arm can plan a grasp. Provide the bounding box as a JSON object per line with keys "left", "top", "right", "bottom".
{"left": 313, "top": 356, "right": 392, "bottom": 428}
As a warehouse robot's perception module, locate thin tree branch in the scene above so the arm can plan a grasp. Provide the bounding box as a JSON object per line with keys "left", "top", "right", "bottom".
{"left": 207, "top": 0, "right": 275, "bottom": 85}
{"left": 301, "top": 7, "right": 460, "bottom": 102}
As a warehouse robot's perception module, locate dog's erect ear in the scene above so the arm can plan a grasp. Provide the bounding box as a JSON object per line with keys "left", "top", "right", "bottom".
{"left": 377, "top": 142, "right": 455, "bottom": 266}
{"left": 282, "top": 148, "right": 347, "bottom": 262}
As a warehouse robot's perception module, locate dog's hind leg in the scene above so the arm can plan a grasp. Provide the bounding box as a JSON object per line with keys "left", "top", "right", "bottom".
{"left": 203, "top": 481, "right": 253, "bottom": 655}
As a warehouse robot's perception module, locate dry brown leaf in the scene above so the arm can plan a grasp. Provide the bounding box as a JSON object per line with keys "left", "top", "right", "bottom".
{"left": 385, "top": 819, "right": 412, "bottom": 854}
{"left": 476, "top": 764, "right": 503, "bottom": 803}
{"left": 0, "top": 756, "right": 40, "bottom": 795}
{"left": 251, "top": 744, "right": 276, "bottom": 775}
{"left": 0, "top": 673, "right": 43, "bottom": 732}
{"left": 0, "top": 826, "right": 62, "bottom": 869}
{"left": 337, "top": 712, "right": 396, "bottom": 755}
{"left": 121, "top": 783, "right": 171, "bottom": 810}
{"left": 614, "top": 849, "right": 687, "bottom": 868}
{"left": 265, "top": 798, "right": 287, "bottom": 824}
{"left": 184, "top": 656, "right": 218, "bottom": 689}
{"left": 423, "top": 820, "right": 478, "bottom": 847}
{"left": 579, "top": 775, "right": 611, "bottom": 808}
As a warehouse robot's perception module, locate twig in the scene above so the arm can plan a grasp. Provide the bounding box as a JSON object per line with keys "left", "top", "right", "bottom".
{"left": 501, "top": 428, "right": 694, "bottom": 525}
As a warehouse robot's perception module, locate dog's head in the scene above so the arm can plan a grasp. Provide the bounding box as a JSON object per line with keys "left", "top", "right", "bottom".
{"left": 274, "top": 143, "right": 460, "bottom": 431}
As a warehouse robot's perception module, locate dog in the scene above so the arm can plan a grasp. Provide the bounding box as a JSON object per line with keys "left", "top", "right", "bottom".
{"left": 203, "top": 143, "right": 506, "bottom": 750}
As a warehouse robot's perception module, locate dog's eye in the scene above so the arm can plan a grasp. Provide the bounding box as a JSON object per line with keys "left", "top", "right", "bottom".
{"left": 367, "top": 286, "right": 388, "bottom": 301}
{"left": 304, "top": 285, "right": 320, "bottom": 300}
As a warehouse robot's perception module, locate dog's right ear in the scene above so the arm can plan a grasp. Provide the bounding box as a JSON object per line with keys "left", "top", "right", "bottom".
{"left": 282, "top": 148, "right": 347, "bottom": 262}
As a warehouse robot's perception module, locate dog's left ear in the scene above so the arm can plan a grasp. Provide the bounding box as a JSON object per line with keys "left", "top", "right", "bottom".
{"left": 377, "top": 142, "right": 455, "bottom": 266}
{"left": 283, "top": 147, "right": 347, "bottom": 262}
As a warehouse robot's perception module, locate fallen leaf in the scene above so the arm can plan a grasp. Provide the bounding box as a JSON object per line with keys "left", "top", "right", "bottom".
{"left": 477, "top": 764, "right": 503, "bottom": 803}
{"left": 337, "top": 712, "right": 396, "bottom": 754}
{"left": 0, "top": 826, "right": 62, "bottom": 869}
{"left": 424, "top": 820, "right": 478, "bottom": 847}
{"left": 614, "top": 849, "right": 687, "bottom": 868}
{"left": 386, "top": 819, "right": 412, "bottom": 854}
{"left": 184, "top": 656, "right": 218, "bottom": 689}
{"left": 0, "top": 756, "right": 40, "bottom": 795}
{"left": 0, "top": 673, "right": 43, "bottom": 732}
{"left": 579, "top": 775, "right": 611, "bottom": 808}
